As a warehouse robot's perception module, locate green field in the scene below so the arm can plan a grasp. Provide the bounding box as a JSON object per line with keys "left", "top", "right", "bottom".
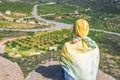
{"left": 38, "top": 4, "right": 79, "bottom": 15}
{"left": 5, "top": 29, "right": 74, "bottom": 56}
{"left": 0, "top": 2, "right": 33, "bottom": 14}
{"left": 38, "top": 4, "right": 120, "bottom": 33}
{"left": 0, "top": 30, "right": 33, "bottom": 41}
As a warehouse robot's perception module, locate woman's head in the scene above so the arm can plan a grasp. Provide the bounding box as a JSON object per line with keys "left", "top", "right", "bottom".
{"left": 73, "top": 19, "right": 89, "bottom": 37}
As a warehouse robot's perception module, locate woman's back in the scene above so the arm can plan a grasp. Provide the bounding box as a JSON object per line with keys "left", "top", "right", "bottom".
{"left": 60, "top": 19, "right": 100, "bottom": 80}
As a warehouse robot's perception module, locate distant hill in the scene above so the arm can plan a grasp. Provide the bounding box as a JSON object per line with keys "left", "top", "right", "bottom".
{"left": 0, "top": 0, "right": 20, "bottom": 2}
{"left": 55, "top": 0, "right": 120, "bottom": 14}
{"left": 69, "top": 0, "right": 120, "bottom": 14}
{"left": 0, "top": 0, "right": 56, "bottom": 3}
{"left": 90, "top": 0, "right": 120, "bottom": 14}
{"left": 0, "top": 0, "right": 39, "bottom": 4}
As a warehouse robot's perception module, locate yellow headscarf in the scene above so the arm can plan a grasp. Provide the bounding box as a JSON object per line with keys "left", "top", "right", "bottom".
{"left": 73, "top": 19, "right": 89, "bottom": 37}
{"left": 73, "top": 19, "right": 96, "bottom": 49}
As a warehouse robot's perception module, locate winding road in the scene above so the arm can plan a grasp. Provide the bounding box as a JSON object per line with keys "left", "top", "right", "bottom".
{"left": 33, "top": 4, "right": 72, "bottom": 28}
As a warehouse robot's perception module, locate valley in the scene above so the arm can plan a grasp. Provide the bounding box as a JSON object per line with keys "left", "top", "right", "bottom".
{"left": 0, "top": 0, "right": 120, "bottom": 80}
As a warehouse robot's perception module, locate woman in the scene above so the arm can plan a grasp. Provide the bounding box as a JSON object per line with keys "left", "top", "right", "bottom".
{"left": 60, "top": 19, "right": 100, "bottom": 80}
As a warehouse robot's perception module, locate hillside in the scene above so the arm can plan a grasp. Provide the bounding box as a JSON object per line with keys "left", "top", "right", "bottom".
{"left": 1, "top": 0, "right": 120, "bottom": 14}
{"left": 0, "top": 0, "right": 56, "bottom": 4}
{"left": 68, "top": 0, "right": 120, "bottom": 14}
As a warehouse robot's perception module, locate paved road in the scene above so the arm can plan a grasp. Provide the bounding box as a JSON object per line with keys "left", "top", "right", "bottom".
{"left": 33, "top": 4, "right": 72, "bottom": 28}
{"left": 90, "top": 29, "right": 120, "bottom": 37}
{"left": 0, "top": 27, "right": 58, "bottom": 32}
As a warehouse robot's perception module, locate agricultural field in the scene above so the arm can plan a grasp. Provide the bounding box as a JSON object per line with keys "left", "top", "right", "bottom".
{"left": 0, "top": 21, "right": 35, "bottom": 28}
{"left": 38, "top": 4, "right": 120, "bottom": 33}
{"left": 37, "top": 4, "right": 80, "bottom": 15}
{"left": 0, "top": 30, "right": 33, "bottom": 41}
{"left": 4, "top": 29, "right": 74, "bottom": 56}
{"left": 0, "top": 2, "right": 33, "bottom": 15}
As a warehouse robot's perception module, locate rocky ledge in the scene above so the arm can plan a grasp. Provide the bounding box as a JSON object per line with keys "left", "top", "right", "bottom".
{"left": 0, "top": 56, "right": 116, "bottom": 80}
{"left": 0, "top": 56, "right": 24, "bottom": 80}
{"left": 26, "top": 61, "right": 116, "bottom": 80}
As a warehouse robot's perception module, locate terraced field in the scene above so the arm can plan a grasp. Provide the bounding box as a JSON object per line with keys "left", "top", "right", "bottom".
{"left": 5, "top": 29, "right": 74, "bottom": 56}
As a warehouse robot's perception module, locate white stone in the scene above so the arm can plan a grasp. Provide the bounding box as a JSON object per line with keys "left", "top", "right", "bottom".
{"left": 49, "top": 46, "right": 57, "bottom": 51}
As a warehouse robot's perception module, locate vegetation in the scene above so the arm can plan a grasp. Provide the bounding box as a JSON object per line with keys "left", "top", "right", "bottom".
{"left": 38, "top": 4, "right": 78, "bottom": 15}
{"left": 0, "top": 18, "right": 51, "bottom": 29}
{"left": 0, "top": 21, "right": 35, "bottom": 28}
{"left": 0, "top": 30, "right": 33, "bottom": 41}
{"left": 38, "top": 0, "right": 57, "bottom": 3}
{"left": 5, "top": 29, "right": 74, "bottom": 56}
{"left": 0, "top": 2, "right": 33, "bottom": 14}
{"left": 38, "top": 4, "right": 120, "bottom": 33}
{"left": 68, "top": 0, "right": 120, "bottom": 14}
{"left": 4, "top": 29, "right": 120, "bottom": 59}
{"left": 1, "top": 51, "right": 61, "bottom": 77}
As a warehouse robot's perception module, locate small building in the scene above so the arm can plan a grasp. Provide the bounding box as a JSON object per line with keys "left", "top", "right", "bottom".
{"left": 16, "top": 19, "right": 22, "bottom": 23}
{"left": 74, "top": 10, "right": 79, "bottom": 15}
{"left": 0, "top": 1, "right": 2, "bottom": 3}
{"left": 5, "top": 11, "right": 11, "bottom": 15}
{"left": 13, "top": 12, "right": 27, "bottom": 17}
{"left": 46, "top": 2, "right": 56, "bottom": 5}
{"left": 85, "top": 8, "right": 91, "bottom": 11}
{"left": 55, "top": 16, "right": 62, "bottom": 20}
{"left": 28, "top": 21, "right": 36, "bottom": 24}
{"left": 49, "top": 46, "right": 57, "bottom": 51}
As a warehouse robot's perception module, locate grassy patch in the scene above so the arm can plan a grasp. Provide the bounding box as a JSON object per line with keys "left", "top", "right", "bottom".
{"left": 38, "top": 4, "right": 78, "bottom": 15}
{"left": 0, "top": 2, "right": 33, "bottom": 14}
{"left": 0, "top": 30, "right": 33, "bottom": 41}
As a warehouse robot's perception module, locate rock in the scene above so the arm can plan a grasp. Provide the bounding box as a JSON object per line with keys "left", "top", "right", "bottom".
{"left": 20, "top": 58, "right": 25, "bottom": 62}
{"left": 26, "top": 61, "right": 116, "bottom": 80}
{"left": 41, "top": 61, "right": 46, "bottom": 64}
{"left": 0, "top": 45, "right": 4, "bottom": 54}
{"left": 8, "top": 52, "right": 15, "bottom": 57}
{"left": 27, "top": 67, "right": 31, "bottom": 71}
{"left": 14, "top": 54, "right": 22, "bottom": 58}
{"left": 0, "top": 56, "right": 24, "bottom": 80}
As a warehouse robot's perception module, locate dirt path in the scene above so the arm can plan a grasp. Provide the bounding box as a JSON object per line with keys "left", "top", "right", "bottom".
{"left": 0, "top": 36, "right": 28, "bottom": 53}
{"left": 26, "top": 61, "right": 116, "bottom": 80}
